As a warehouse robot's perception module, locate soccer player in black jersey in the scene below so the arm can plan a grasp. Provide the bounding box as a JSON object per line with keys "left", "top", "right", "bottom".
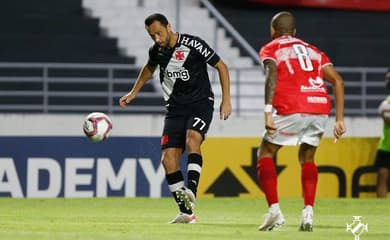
{"left": 119, "top": 13, "right": 232, "bottom": 223}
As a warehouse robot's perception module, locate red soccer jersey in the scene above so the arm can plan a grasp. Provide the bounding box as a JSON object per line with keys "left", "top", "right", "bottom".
{"left": 259, "top": 35, "right": 332, "bottom": 115}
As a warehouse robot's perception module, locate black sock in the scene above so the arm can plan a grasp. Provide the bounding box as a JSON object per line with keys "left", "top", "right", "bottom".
{"left": 187, "top": 153, "right": 203, "bottom": 197}
{"left": 166, "top": 171, "right": 192, "bottom": 214}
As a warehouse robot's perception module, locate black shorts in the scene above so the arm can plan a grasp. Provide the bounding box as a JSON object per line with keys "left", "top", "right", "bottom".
{"left": 161, "top": 99, "right": 214, "bottom": 149}
{"left": 374, "top": 150, "right": 390, "bottom": 169}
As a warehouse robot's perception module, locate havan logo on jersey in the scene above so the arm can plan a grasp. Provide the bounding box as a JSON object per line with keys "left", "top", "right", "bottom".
{"left": 180, "top": 36, "right": 212, "bottom": 58}
{"left": 300, "top": 77, "right": 326, "bottom": 93}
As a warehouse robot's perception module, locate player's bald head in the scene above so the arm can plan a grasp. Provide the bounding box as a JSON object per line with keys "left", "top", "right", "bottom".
{"left": 270, "top": 11, "right": 296, "bottom": 38}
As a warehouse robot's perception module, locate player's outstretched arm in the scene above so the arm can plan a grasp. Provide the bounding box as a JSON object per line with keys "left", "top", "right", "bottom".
{"left": 214, "top": 59, "right": 232, "bottom": 120}
{"left": 323, "top": 64, "right": 346, "bottom": 140}
{"left": 119, "top": 64, "right": 156, "bottom": 108}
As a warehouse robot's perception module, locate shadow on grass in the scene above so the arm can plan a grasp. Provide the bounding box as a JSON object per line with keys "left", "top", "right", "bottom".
{"left": 196, "top": 223, "right": 256, "bottom": 228}
{"left": 196, "top": 223, "right": 347, "bottom": 231}
{"left": 314, "top": 224, "right": 346, "bottom": 230}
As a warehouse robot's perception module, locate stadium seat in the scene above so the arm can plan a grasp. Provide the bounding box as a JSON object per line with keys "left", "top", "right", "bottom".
{"left": 0, "top": 0, "right": 134, "bottom": 64}
{"left": 0, "top": 0, "right": 167, "bottom": 114}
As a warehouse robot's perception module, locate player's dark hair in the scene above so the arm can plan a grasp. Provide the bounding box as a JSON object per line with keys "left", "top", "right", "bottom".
{"left": 271, "top": 11, "right": 296, "bottom": 36}
{"left": 145, "top": 13, "right": 169, "bottom": 27}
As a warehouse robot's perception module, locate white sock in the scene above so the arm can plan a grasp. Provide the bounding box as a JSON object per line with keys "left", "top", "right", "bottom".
{"left": 304, "top": 205, "right": 313, "bottom": 211}
{"left": 270, "top": 203, "right": 281, "bottom": 212}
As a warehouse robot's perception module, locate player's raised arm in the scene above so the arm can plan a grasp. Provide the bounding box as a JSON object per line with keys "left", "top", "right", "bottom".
{"left": 119, "top": 64, "right": 156, "bottom": 108}
{"left": 214, "top": 59, "right": 232, "bottom": 120}
{"left": 322, "top": 64, "right": 346, "bottom": 140}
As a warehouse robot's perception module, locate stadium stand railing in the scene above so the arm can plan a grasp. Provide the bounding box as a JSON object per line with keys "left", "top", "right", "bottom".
{"left": 0, "top": 63, "right": 164, "bottom": 114}
{"left": 0, "top": 63, "right": 387, "bottom": 117}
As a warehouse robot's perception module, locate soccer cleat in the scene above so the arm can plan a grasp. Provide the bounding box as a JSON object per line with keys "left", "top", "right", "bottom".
{"left": 176, "top": 187, "right": 196, "bottom": 211}
{"left": 183, "top": 187, "right": 196, "bottom": 210}
{"left": 169, "top": 212, "right": 196, "bottom": 224}
{"left": 299, "top": 206, "right": 313, "bottom": 232}
{"left": 258, "top": 209, "right": 285, "bottom": 231}
{"left": 275, "top": 213, "right": 286, "bottom": 227}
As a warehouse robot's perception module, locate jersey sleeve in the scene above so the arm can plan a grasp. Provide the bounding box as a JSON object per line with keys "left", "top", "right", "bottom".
{"left": 206, "top": 52, "right": 220, "bottom": 66}
{"left": 259, "top": 43, "right": 277, "bottom": 64}
{"left": 194, "top": 36, "right": 220, "bottom": 66}
{"left": 320, "top": 51, "right": 333, "bottom": 68}
{"left": 147, "top": 45, "right": 159, "bottom": 67}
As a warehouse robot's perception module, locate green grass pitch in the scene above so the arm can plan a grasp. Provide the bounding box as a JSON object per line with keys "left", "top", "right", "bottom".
{"left": 0, "top": 197, "right": 389, "bottom": 240}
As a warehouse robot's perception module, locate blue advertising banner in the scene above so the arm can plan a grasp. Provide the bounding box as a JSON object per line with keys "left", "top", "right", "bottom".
{"left": 0, "top": 137, "right": 183, "bottom": 198}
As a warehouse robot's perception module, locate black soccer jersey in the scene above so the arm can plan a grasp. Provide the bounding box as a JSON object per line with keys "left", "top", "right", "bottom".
{"left": 147, "top": 33, "right": 220, "bottom": 105}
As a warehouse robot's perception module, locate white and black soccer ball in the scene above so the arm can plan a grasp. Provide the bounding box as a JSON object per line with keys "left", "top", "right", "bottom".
{"left": 83, "top": 112, "right": 113, "bottom": 142}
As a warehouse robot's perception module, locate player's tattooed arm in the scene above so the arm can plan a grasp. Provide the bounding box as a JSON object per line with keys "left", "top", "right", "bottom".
{"left": 263, "top": 59, "right": 278, "bottom": 134}
{"left": 264, "top": 59, "right": 277, "bottom": 105}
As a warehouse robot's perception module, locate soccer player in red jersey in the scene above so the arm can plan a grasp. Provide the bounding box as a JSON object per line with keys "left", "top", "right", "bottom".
{"left": 257, "top": 12, "right": 346, "bottom": 231}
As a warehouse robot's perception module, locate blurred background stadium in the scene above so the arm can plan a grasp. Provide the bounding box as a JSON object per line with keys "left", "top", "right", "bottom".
{"left": 0, "top": 0, "right": 388, "bottom": 116}
{"left": 0, "top": 0, "right": 389, "bottom": 199}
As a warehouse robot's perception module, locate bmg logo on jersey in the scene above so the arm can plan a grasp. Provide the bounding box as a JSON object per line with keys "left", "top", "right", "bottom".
{"left": 166, "top": 69, "right": 190, "bottom": 81}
